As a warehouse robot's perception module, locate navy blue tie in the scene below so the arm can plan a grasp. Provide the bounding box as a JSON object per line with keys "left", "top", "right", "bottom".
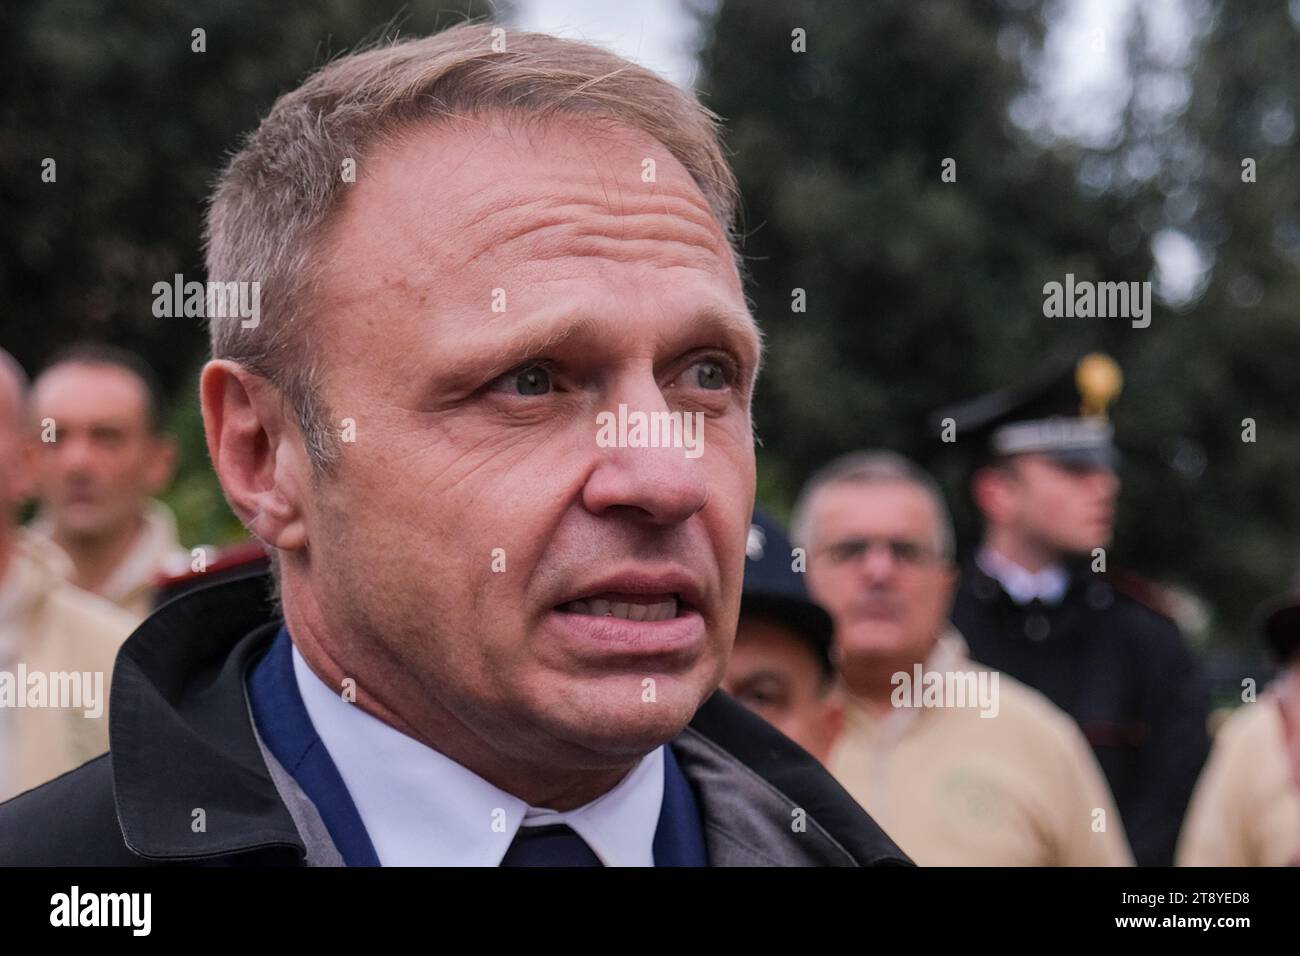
{"left": 500, "top": 824, "right": 603, "bottom": 867}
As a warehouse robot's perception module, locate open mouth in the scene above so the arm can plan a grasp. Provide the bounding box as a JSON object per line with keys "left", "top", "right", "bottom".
{"left": 557, "top": 592, "right": 689, "bottom": 623}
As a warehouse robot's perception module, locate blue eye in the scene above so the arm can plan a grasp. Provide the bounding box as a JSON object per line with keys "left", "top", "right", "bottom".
{"left": 693, "top": 359, "right": 728, "bottom": 390}
{"left": 494, "top": 364, "right": 552, "bottom": 396}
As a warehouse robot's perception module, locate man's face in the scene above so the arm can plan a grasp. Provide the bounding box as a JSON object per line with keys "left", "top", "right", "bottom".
{"left": 806, "top": 481, "right": 957, "bottom": 666}
{"left": 991, "top": 454, "right": 1120, "bottom": 556}
{"left": 296, "top": 116, "right": 760, "bottom": 766}
{"left": 0, "top": 374, "right": 32, "bottom": 522}
{"left": 722, "top": 614, "right": 842, "bottom": 764}
{"left": 32, "top": 363, "right": 172, "bottom": 540}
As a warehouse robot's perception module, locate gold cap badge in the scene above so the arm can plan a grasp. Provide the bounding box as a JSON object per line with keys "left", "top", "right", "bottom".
{"left": 1076, "top": 352, "right": 1123, "bottom": 420}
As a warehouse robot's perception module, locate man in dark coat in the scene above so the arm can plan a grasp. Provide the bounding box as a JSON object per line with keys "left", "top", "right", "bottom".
{"left": 0, "top": 569, "right": 906, "bottom": 866}
{"left": 938, "top": 353, "right": 1209, "bottom": 866}
{"left": 0, "top": 24, "right": 907, "bottom": 868}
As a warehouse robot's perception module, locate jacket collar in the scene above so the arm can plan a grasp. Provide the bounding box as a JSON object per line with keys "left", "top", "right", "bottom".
{"left": 110, "top": 569, "right": 299, "bottom": 861}
{"left": 974, "top": 547, "right": 1069, "bottom": 606}
{"left": 110, "top": 570, "right": 908, "bottom": 866}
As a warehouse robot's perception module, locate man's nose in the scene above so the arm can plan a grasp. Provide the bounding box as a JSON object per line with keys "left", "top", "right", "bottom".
{"left": 857, "top": 542, "right": 900, "bottom": 583}
{"left": 580, "top": 382, "right": 710, "bottom": 527}
{"left": 50, "top": 431, "right": 95, "bottom": 473}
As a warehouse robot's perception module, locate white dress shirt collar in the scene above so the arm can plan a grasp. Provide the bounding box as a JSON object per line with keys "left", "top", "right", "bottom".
{"left": 976, "top": 546, "right": 1069, "bottom": 606}
{"left": 291, "top": 643, "right": 665, "bottom": 866}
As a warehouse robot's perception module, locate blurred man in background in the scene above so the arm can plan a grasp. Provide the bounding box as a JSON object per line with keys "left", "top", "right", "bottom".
{"left": 940, "top": 353, "right": 1209, "bottom": 866}
{"left": 722, "top": 511, "right": 843, "bottom": 764}
{"left": 1176, "top": 593, "right": 1300, "bottom": 865}
{"left": 28, "top": 343, "right": 187, "bottom": 622}
{"left": 795, "top": 450, "right": 1131, "bottom": 865}
{"left": 0, "top": 348, "right": 135, "bottom": 802}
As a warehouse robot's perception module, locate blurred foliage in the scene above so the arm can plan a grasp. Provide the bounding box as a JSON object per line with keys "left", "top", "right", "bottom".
{"left": 695, "top": 0, "right": 1300, "bottom": 648}
{"left": 1, "top": 0, "right": 505, "bottom": 548}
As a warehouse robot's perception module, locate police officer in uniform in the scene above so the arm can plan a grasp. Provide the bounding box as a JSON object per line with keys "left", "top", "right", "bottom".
{"left": 935, "top": 353, "right": 1209, "bottom": 866}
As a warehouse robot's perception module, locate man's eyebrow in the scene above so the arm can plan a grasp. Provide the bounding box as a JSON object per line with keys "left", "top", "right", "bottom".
{"left": 679, "top": 305, "right": 764, "bottom": 360}
{"left": 439, "top": 305, "right": 763, "bottom": 384}
{"left": 51, "top": 416, "right": 132, "bottom": 431}
{"left": 440, "top": 313, "right": 603, "bottom": 383}
{"left": 736, "top": 668, "right": 791, "bottom": 688}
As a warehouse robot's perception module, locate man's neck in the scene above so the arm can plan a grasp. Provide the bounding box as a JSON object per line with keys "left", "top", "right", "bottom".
{"left": 284, "top": 598, "right": 635, "bottom": 812}
{"left": 981, "top": 529, "right": 1059, "bottom": 574}
{"left": 53, "top": 512, "right": 145, "bottom": 595}
{"left": 839, "top": 639, "right": 941, "bottom": 714}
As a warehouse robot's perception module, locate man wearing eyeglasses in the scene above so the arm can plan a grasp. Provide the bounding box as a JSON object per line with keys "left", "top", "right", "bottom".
{"left": 792, "top": 450, "right": 1131, "bottom": 865}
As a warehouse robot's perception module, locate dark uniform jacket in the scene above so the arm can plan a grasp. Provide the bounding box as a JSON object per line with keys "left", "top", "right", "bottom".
{"left": 0, "top": 571, "right": 910, "bottom": 867}
{"left": 952, "top": 560, "right": 1209, "bottom": 867}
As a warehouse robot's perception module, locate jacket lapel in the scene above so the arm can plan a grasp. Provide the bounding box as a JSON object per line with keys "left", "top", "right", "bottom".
{"left": 107, "top": 570, "right": 909, "bottom": 867}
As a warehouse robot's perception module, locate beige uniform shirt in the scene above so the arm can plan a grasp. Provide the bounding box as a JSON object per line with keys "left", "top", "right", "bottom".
{"left": 31, "top": 499, "right": 189, "bottom": 623}
{"left": 1176, "top": 697, "right": 1300, "bottom": 866}
{"left": 0, "top": 529, "right": 138, "bottom": 802}
{"left": 829, "top": 631, "right": 1133, "bottom": 866}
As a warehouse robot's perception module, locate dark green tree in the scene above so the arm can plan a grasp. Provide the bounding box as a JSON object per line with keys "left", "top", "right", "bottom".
{"left": 1119, "top": 0, "right": 1300, "bottom": 642}
{"left": 694, "top": 0, "right": 1295, "bottom": 646}
{"left": 2, "top": 0, "right": 505, "bottom": 544}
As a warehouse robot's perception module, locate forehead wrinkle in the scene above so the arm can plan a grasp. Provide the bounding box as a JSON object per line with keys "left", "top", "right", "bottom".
{"left": 453, "top": 172, "right": 725, "bottom": 268}
{"left": 515, "top": 235, "right": 729, "bottom": 273}
{"left": 562, "top": 117, "right": 725, "bottom": 253}
{"left": 460, "top": 199, "right": 606, "bottom": 265}
{"left": 463, "top": 207, "right": 726, "bottom": 272}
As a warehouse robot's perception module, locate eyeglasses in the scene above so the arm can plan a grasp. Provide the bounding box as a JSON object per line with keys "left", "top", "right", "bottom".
{"left": 818, "top": 537, "right": 942, "bottom": 568}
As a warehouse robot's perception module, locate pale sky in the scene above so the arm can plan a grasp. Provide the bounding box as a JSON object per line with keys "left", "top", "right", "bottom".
{"left": 509, "top": 0, "right": 705, "bottom": 88}
{"left": 510, "top": 0, "right": 1210, "bottom": 301}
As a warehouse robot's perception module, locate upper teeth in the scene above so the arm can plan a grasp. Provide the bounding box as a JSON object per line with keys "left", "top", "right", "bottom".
{"left": 563, "top": 598, "right": 678, "bottom": 622}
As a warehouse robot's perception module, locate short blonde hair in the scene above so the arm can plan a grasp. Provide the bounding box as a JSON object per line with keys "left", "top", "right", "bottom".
{"left": 204, "top": 22, "right": 741, "bottom": 473}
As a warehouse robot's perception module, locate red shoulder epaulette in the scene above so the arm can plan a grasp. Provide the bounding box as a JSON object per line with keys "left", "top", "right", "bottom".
{"left": 153, "top": 539, "right": 270, "bottom": 588}
{"left": 1099, "top": 567, "right": 1175, "bottom": 619}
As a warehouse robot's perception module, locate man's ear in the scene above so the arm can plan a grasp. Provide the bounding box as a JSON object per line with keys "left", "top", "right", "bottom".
{"left": 971, "top": 465, "right": 1010, "bottom": 524}
{"left": 200, "top": 360, "right": 308, "bottom": 552}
